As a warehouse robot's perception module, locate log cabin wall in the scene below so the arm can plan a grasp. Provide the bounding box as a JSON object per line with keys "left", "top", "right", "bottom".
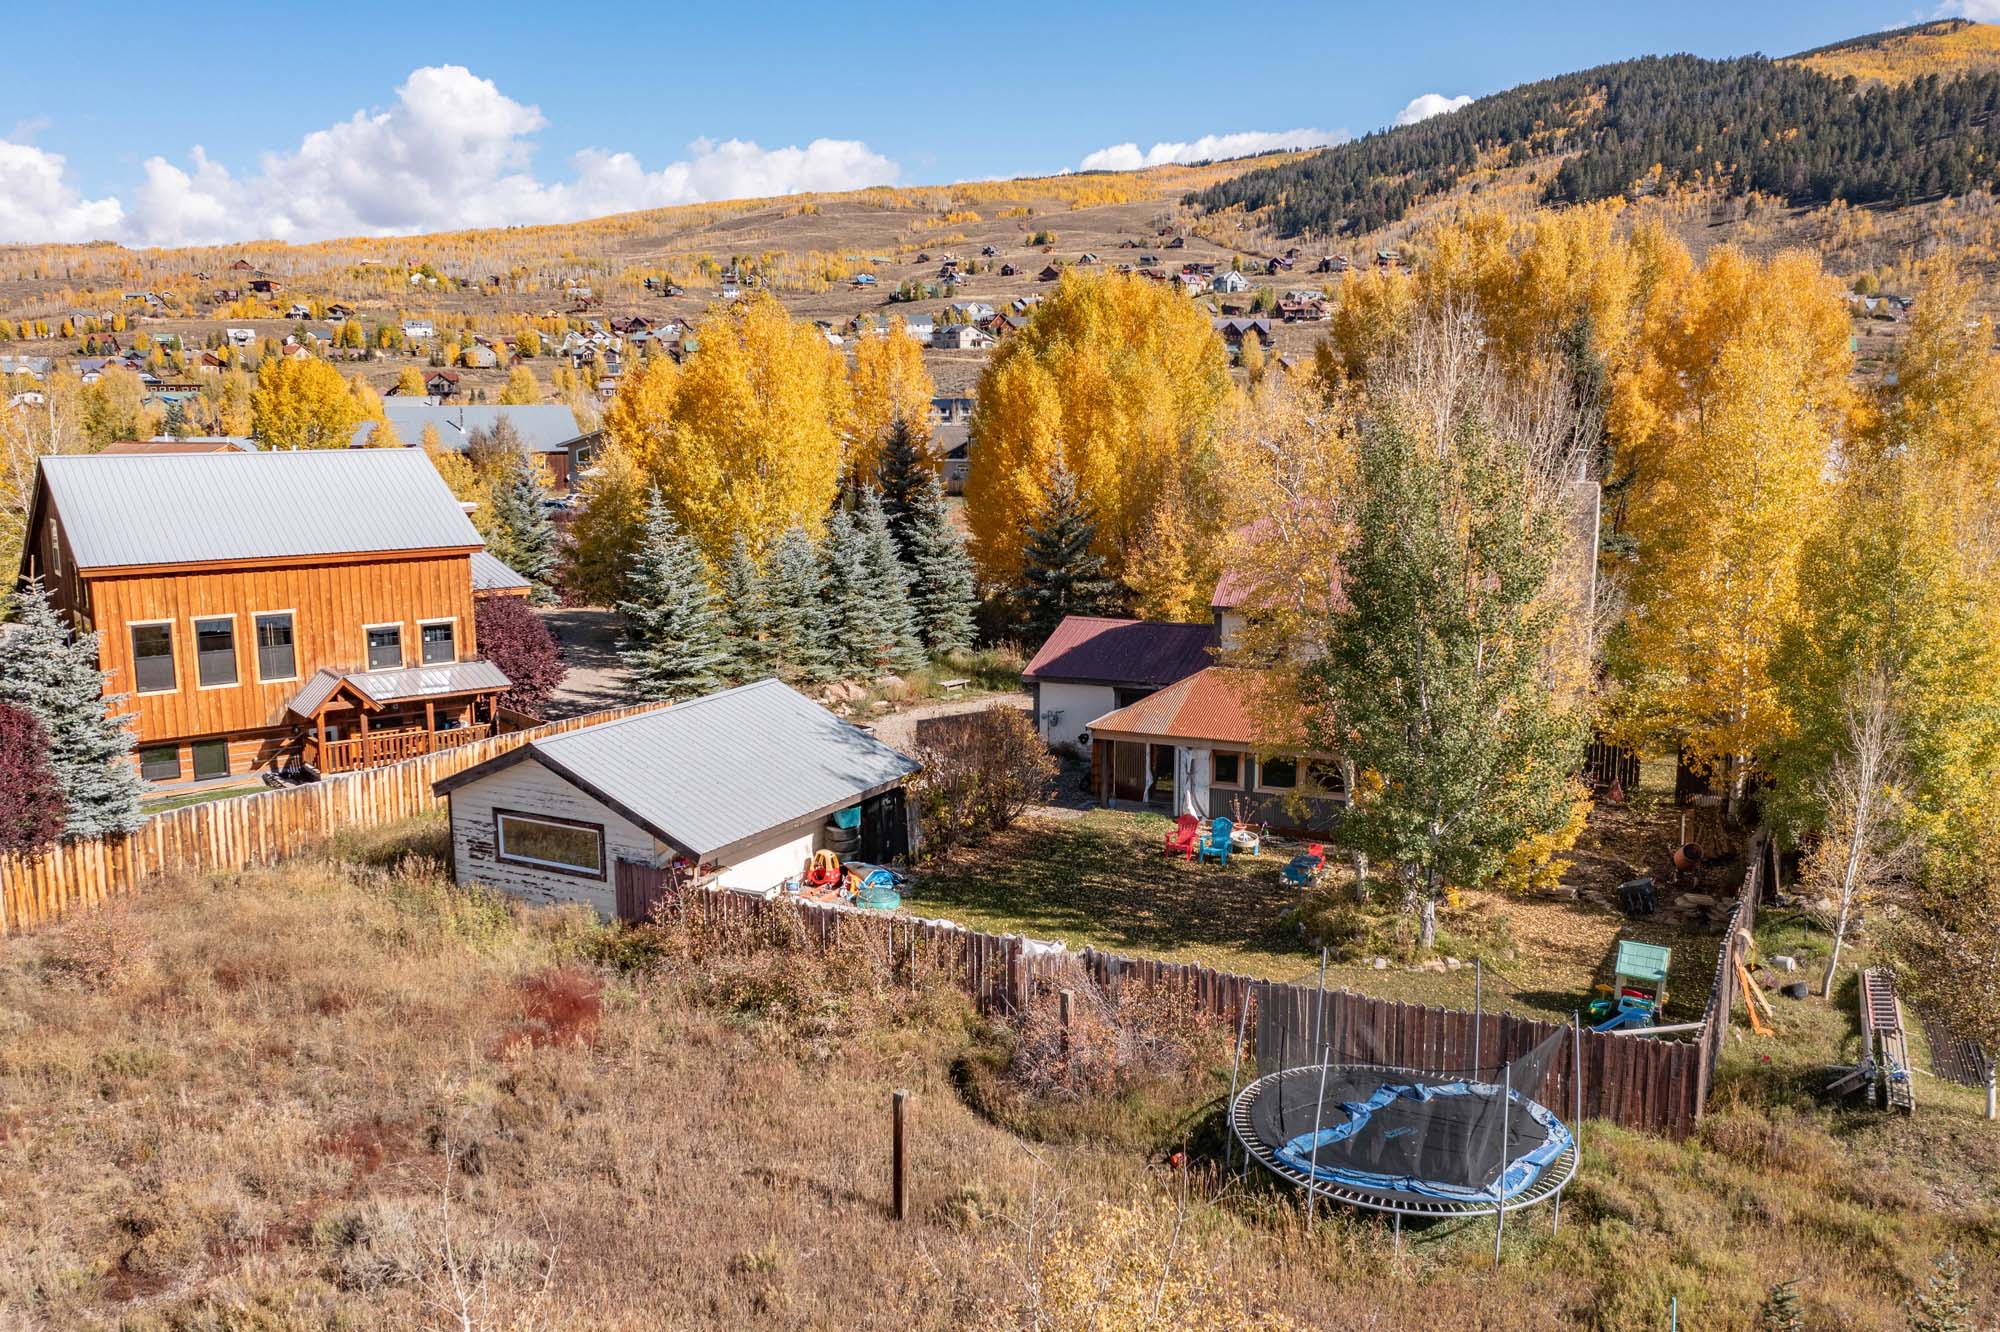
{"left": 86, "top": 550, "right": 481, "bottom": 754}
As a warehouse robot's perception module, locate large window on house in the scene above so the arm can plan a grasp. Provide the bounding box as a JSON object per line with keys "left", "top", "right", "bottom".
{"left": 494, "top": 811, "right": 605, "bottom": 878}
{"left": 138, "top": 745, "right": 181, "bottom": 782}
{"left": 191, "top": 739, "right": 229, "bottom": 781}
{"left": 1256, "top": 757, "right": 1298, "bottom": 792}
{"left": 255, "top": 612, "right": 296, "bottom": 682}
{"left": 130, "top": 622, "right": 175, "bottom": 693}
{"left": 1307, "top": 759, "right": 1348, "bottom": 797}
{"left": 365, "top": 624, "right": 403, "bottom": 670}
{"left": 193, "top": 617, "right": 237, "bottom": 688}
{"left": 420, "top": 620, "right": 457, "bottom": 665}
{"left": 1211, "top": 751, "right": 1244, "bottom": 788}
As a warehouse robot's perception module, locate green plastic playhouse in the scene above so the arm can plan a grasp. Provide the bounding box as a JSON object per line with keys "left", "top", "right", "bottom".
{"left": 1590, "top": 940, "right": 1671, "bottom": 1032}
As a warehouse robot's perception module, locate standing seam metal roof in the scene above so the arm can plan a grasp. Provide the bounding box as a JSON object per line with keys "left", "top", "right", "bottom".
{"left": 455, "top": 679, "right": 919, "bottom": 859}
{"left": 38, "top": 450, "right": 482, "bottom": 569}
{"left": 355, "top": 402, "right": 590, "bottom": 453}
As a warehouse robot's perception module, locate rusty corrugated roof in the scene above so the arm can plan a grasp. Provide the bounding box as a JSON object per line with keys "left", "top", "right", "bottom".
{"left": 1085, "top": 667, "right": 1261, "bottom": 745}
{"left": 1021, "top": 616, "right": 1213, "bottom": 687}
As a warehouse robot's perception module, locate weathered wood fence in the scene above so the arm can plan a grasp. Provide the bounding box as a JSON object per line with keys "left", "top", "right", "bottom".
{"left": 1694, "top": 830, "right": 1766, "bottom": 1106}
{"left": 617, "top": 860, "right": 1718, "bottom": 1137}
{"left": 0, "top": 701, "right": 671, "bottom": 936}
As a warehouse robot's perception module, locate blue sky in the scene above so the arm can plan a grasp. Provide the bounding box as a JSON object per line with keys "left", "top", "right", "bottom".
{"left": 0, "top": 0, "right": 1974, "bottom": 246}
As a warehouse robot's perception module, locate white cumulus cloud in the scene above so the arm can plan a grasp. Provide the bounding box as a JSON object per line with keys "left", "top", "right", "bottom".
{"left": 7, "top": 66, "right": 900, "bottom": 247}
{"left": 1079, "top": 127, "right": 1349, "bottom": 172}
{"left": 1934, "top": 1, "right": 2000, "bottom": 19}
{"left": 1394, "top": 93, "right": 1475, "bottom": 127}
{"left": 0, "top": 139, "right": 123, "bottom": 243}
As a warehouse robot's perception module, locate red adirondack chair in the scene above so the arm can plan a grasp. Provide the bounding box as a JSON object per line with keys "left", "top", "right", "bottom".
{"left": 1164, "top": 814, "right": 1199, "bottom": 861}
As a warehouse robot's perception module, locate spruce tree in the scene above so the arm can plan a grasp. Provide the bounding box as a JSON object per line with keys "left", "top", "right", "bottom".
{"left": 1755, "top": 1281, "right": 1805, "bottom": 1332}
{"left": 0, "top": 581, "right": 143, "bottom": 839}
{"left": 856, "top": 487, "right": 926, "bottom": 673}
{"left": 484, "top": 451, "right": 558, "bottom": 603}
{"left": 820, "top": 508, "right": 893, "bottom": 679}
{"left": 717, "top": 535, "right": 773, "bottom": 684}
{"left": 1019, "top": 460, "right": 1115, "bottom": 640}
{"left": 906, "top": 469, "right": 978, "bottom": 656}
{"left": 1907, "top": 1252, "right": 1973, "bottom": 1332}
{"left": 615, "top": 489, "right": 729, "bottom": 702}
{"left": 875, "top": 414, "right": 928, "bottom": 561}
{"left": 762, "top": 526, "right": 835, "bottom": 685}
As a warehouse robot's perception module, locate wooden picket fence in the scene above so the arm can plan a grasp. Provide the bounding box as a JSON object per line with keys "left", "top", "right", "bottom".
{"left": 617, "top": 860, "right": 1712, "bottom": 1137}
{"left": 0, "top": 701, "right": 671, "bottom": 936}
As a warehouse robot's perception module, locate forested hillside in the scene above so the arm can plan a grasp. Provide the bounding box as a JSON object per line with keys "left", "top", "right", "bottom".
{"left": 1189, "top": 42, "right": 2000, "bottom": 238}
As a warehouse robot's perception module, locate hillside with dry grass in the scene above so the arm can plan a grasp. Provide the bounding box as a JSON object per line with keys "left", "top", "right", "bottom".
{"left": 0, "top": 817, "right": 1994, "bottom": 1330}
{"left": 1787, "top": 18, "right": 2000, "bottom": 86}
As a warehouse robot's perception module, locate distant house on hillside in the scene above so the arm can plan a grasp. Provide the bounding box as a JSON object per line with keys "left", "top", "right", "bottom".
{"left": 460, "top": 344, "right": 498, "bottom": 369}
{"left": 1213, "top": 270, "right": 1250, "bottom": 294}
{"left": 249, "top": 278, "right": 282, "bottom": 295}
{"left": 933, "top": 323, "right": 993, "bottom": 351}
{"left": 425, "top": 370, "right": 462, "bottom": 398}
{"left": 17, "top": 450, "right": 511, "bottom": 789}
{"left": 402, "top": 321, "right": 435, "bottom": 342}
{"left": 1037, "top": 265, "right": 1063, "bottom": 282}
{"left": 1212, "top": 317, "right": 1273, "bottom": 349}
{"left": 352, "top": 401, "right": 599, "bottom": 491}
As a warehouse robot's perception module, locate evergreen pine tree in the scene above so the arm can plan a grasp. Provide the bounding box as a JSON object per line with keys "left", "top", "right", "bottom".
{"left": 820, "top": 508, "right": 893, "bottom": 679}
{"left": 717, "top": 535, "right": 773, "bottom": 684}
{"left": 875, "top": 414, "right": 928, "bottom": 561}
{"left": 0, "top": 581, "right": 143, "bottom": 839}
{"left": 856, "top": 487, "right": 926, "bottom": 673}
{"left": 763, "top": 525, "right": 836, "bottom": 684}
{"left": 1907, "top": 1252, "right": 1973, "bottom": 1332}
{"left": 906, "top": 469, "right": 977, "bottom": 656}
{"left": 484, "top": 451, "right": 558, "bottom": 604}
{"left": 1019, "top": 459, "right": 1115, "bottom": 640}
{"left": 1755, "top": 1281, "right": 1805, "bottom": 1332}
{"left": 615, "top": 489, "right": 729, "bottom": 702}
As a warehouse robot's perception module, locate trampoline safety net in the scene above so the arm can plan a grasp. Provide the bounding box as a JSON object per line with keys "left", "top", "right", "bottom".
{"left": 1245, "top": 981, "right": 1573, "bottom": 1204}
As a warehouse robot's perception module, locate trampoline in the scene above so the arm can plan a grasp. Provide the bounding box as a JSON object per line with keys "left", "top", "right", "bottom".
{"left": 1231, "top": 1062, "right": 1577, "bottom": 1218}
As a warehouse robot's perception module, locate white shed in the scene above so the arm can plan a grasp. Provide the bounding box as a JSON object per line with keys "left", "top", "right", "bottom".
{"left": 433, "top": 680, "right": 919, "bottom": 915}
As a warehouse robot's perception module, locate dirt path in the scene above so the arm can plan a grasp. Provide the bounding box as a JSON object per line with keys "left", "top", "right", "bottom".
{"left": 538, "top": 606, "right": 629, "bottom": 718}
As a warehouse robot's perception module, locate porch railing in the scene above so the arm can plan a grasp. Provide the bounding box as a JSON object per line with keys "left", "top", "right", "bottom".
{"left": 320, "top": 723, "right": 493, "bottom": 773}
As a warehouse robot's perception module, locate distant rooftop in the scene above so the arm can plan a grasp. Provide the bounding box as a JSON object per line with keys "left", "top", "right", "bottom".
{"left": 353, "top": 402, "right": 591, "bottom": 454}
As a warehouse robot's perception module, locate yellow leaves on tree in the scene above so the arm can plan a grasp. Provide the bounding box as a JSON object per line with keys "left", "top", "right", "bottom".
{"left": 965, "top": 272, "right": 1234, "bottom": 592}
{"left": 250, "top": 355, "right": 361, "bottom": 449}
{"left": 562, "top": 439, "right": 649, "bottom": 607}
{"left": 499, "top": 367, "right": 541, "bottom": 405}
{"left": 395, "top": 366, "right": 427, "bottom": 397}
{"left": 848, "top": 321, "right": 934, "bottom": 483}
{"left": 1608, "top": 246, "right": 1856, "bottom": 798}
{"left": 347, "top": 373, "right": 385, "bottom": 422}
{"left": 602, "top": 294, "right": 849, "bottom": 565}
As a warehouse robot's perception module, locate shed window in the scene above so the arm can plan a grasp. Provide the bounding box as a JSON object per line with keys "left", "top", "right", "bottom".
{"left": 1212, "top": 752, "right": 1243, "bottom": 787}
{"left": 256, "top": 613, "right": 296, "bottom": 681}
{"left": 131, "top": 623, "right": 175, "bottom": 693}
{"left": 191, "top": 739, "right": 229, "bottom": 781}
{"left": 1257, "top": 757, "right": 1298, "bottom": 791}
{"left": 366, "top": 625, "right": 403, "bottom": 670}
{"left": 420, "top": 621, "right": 456, "bottom": 665}
{"left": 495, "top": 811, "right": 605, "bottom": 878}
{"left": 194, "top": 617, "right": 237, "bottom": 687}
{"left": 139, "top": 745, "right": 181, "bottom": 782}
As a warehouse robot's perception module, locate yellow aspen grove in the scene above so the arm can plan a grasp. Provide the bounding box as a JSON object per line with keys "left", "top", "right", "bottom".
{"left": 848, "top": 321, "right": 934, "bottom": 482}
{"left": 965, "top": 271, "right": 1233, "bottom": 590}
{"left": 499, "top": 366, "right": 541, "bottom": 405}
{"left": 250, "top": 355, "right": 362, "bottom": 449}
{"left": 347, "top": 373, "right": 386, "bottom": 422}
{"left": 602, "top": 294, "right": 850, "bottom": 565}
{"left": 395, "top": 366, "right": 427, "bottom": 397}
{"left": 1608, "top": 246, "right": 1855, "bottom": 806}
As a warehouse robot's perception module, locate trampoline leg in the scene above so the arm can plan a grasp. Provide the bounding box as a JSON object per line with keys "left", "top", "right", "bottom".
{"left": 1493, "top": 1201, "right": 1505, "bottom": 1267}
{"left": 1393, "top": 1211, "right": 1401, "bottom": 1256}
{"left": 1552, "top": 1190, "right": 1562, "bottom": 1237}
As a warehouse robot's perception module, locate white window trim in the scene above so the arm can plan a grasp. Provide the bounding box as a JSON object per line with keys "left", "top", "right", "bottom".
{"left": 1210, "top": 749, "right": 1246, "bottom": 791}
{"left": 418, "top": 616, "right": 459, "bottom": 665}
{"left": 190, "top": 612, "right": 240, "bottom": 691}
{"left": 495, "top": 811, "right": 607, "bottom": 878}
{"left": 252, "top": 609, "right": 300, "bottom": 684}
{"left": 1254, "top": 755, "right": 1300, "bottom": 795}
{"left": 362, "top": 620, "right": 405, "bottom": 671}
{"left": 128, "top": 618, "right": 179, "bottom": 696}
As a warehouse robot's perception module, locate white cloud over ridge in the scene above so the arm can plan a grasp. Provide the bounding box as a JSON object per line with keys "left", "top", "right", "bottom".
{"left": 1935, "top": 1, "right": 2000, "bottom": 20}
{"left": 0, "top": 65, "right": 899, "bottom": 247}
{"left": 1079, "top": 127, "right": 1350, "bottom": 172}
{"left": 1394, "top": 93, "right": 1475, "bottom": 126}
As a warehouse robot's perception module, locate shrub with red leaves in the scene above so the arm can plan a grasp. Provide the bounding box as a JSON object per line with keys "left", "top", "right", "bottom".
{"left": 496, "top": 966, "right": 603, "bottom": 1056}
{"left": 0, "top": 702, "right": 65, "bottom": 854}
{"left": 475, "top": 596, "right": 567, "bottom": 717}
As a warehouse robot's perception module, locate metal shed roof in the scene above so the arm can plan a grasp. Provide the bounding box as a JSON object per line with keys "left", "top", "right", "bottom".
{"left": 470, "top": 550, "right": 531, "bottom": 593}
{"left": 37, "top": 450, "right": 482, "bottom": 570}
{"left": 354, "top": 402, "right": 590, "bottom": 454}
{"left": 287, "top": 660, "right": 511, "bottom": 717}
{"left": 435, "top": 679, "right": 920, "bottom": 859}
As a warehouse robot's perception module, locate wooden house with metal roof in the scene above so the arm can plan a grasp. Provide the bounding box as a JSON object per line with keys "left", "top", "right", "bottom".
{"left": 17, "top": 450, "right": 512, "bottom": 790}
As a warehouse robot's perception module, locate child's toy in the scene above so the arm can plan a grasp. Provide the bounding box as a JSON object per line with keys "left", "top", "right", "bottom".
{"left": 1589, "top": 939, "right": 1672, "bottom": 1032}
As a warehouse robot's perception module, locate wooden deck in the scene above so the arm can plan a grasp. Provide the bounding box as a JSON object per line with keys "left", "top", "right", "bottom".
{"left": 320, "top": 723, "right": 493, "bottom": 773}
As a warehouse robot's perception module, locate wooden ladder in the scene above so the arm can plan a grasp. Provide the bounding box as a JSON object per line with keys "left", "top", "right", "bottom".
{"left": 1859, "top": 969, "right": 1916, "bottom": 1114}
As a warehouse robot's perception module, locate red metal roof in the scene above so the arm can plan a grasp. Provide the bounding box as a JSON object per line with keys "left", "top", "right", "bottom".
{"left": 1085, "top": 667, "right": 1260, "bottom": 745}
{"left": 1021, "top": 615, "right": 1213, "bottom": 688}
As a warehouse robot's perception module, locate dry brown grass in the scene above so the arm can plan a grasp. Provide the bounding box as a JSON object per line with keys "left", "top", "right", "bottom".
{"left": 0, "top": 831, "right": 1994, "bottom": 1330}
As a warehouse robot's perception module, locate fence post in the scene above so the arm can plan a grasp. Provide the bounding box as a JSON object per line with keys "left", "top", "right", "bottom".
{"left": 1059, "top": 988, "right": 1074, "bottom": 1063}
{"left": 891, "top": 1088, "right": 910, "bottom": 1221}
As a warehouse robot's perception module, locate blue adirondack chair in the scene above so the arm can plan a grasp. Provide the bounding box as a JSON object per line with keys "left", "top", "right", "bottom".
{"left": 1198, "top": 816, "right": 1233, "bottom": 866}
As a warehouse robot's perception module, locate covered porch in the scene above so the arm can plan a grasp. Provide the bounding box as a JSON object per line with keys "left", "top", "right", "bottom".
{"left": 287, "top": 660, "right": 513, "bottom": 773}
